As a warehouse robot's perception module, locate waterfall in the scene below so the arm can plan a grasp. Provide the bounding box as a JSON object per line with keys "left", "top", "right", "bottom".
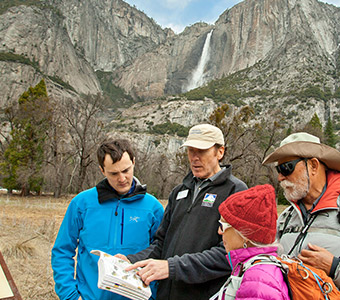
{"left": 184, "top": 29, "right": 213, "bottom": 92}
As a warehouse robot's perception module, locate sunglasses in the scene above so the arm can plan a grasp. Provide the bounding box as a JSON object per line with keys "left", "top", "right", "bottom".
{"left": 275, "top": 158, "right": 305, "bottom": 177}
{"left": 218, "top": 220, "right": 232, "bottom": 233}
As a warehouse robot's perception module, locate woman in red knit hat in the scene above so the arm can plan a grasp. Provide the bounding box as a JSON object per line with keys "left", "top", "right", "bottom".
{"left": 211, "top": 184, "right": 290, "bottom": 300}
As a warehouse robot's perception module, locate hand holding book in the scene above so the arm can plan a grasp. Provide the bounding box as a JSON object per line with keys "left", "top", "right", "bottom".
{"left": 91, "top": 250, "right": 151, "bottom": 300}
{"left": 125, "top": 259, "right": 169, "bottom": 285}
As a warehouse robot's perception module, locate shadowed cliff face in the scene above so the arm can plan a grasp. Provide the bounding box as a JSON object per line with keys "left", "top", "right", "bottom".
{"left": 0, "top": 0, "right": 171, "bottom": 105}
{"left": 56, "top": 0, "right": 170, "bottom": 71}
{"left": 0, "top": 5, "right": 101, "bottom": 106}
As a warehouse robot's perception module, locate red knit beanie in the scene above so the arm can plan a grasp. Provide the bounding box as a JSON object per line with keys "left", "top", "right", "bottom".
{"left": 218, "top": 184, "right": 277, "bottom": 244}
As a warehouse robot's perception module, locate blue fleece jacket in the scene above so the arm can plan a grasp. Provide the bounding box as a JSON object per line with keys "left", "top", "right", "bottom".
{"left": 51, "top": 178, "right": 164, "bottom": 300}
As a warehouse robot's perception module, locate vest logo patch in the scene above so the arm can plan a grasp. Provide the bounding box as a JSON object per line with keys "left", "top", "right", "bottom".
{"left": 201, "top": 193, "right": 217, "bottom": 207}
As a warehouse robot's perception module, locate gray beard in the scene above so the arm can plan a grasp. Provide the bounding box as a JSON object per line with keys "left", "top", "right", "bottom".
{"left": 280, "top": 172, "right": 309, "bottom": 202}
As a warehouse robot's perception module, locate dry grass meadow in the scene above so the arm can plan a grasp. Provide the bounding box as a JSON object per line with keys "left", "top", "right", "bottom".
{"left": 0, "top": 191, "right": 71, "bottom": 300}
{"left": 0, "top": 191, "right": 287, "bottom": 300}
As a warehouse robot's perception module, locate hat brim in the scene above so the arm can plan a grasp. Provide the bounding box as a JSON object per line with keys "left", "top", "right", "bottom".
{"left": 262, "top": 141, "right": 340, "bottom": 171}
{"left": 180, "top": 140, "right": 215, "bottom": 150}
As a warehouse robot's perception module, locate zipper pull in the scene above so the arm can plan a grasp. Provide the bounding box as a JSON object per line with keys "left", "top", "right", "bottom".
{"left": 115, "top": 200, "right": 120, "bottom": 216}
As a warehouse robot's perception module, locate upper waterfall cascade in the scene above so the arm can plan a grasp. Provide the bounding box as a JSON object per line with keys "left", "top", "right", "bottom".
{"left": 184, "top": 29, "right": 213, "bottom": 92}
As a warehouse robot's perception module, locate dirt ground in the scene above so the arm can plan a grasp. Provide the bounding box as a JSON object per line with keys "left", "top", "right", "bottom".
{"left": 0, "top": 191, "right": 286, "bottom": 300}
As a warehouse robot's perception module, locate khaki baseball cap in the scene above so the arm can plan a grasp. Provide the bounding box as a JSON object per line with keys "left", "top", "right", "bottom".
{"left": 180, "top": 124, "right": 224, "bottom": 149}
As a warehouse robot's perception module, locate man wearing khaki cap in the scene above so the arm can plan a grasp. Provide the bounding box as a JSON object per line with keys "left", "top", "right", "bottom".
{"left": 262, "top": 132, "right": 340, "bottom": 288}
{"left": 118, "top": 123, "right": 247, "bottom": 300}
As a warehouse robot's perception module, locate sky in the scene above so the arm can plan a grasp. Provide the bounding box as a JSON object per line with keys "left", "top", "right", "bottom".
{"left": 124, "top": 0, "right": 340, "bottom": 33}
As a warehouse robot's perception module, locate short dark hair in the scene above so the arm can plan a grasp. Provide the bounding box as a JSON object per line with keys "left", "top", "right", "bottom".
{"left": 97, "top": 139, "right": 134, "bottom": 170}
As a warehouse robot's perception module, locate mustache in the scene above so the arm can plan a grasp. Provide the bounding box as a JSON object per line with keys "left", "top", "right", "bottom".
{"left": 280, "top": 180, "right": 294, "bottom": 189}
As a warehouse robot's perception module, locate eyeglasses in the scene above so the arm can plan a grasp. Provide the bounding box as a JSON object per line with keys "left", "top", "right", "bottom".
{"left": 218, "top": 220, "right": 232, "bottom": 233}
{"left": 275, "top": 158, "right": 304, "bottom": 177}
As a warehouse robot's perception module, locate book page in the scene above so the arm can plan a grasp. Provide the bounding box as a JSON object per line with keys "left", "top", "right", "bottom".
{"left": 91, "top": 249, "right": 151, "bottom": 300}
{"left": 0, "top": 264, "right": 14, "bottom": 298}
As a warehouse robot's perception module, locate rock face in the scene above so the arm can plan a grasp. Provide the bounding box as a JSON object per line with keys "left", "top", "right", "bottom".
{"left": 116, "top": 0, "right": 340, "bottom": 99}
{"left": 0, "top": 0, "right": 171, "bottom": 105}
{"left": 1, "top": 0, "right": 340, "bottom": 126}
{"left": 0, "top": 5, "right": 101, "bottom": 106}
{"left": 56, "top": 0, "right": 170, "bottom": 72}
{"left": 108, "top": 98, "right": 217, "bottom": 157}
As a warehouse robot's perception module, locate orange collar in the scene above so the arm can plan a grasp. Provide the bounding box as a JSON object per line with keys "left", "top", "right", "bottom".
{"left": 291, "top": 171, "right": 340, "bottom": 213}
{"left": 311, "top": 171, "right": 340, "bottom": 212}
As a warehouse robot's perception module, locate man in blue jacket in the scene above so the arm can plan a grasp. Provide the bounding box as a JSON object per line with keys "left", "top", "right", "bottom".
{"left": 51, "top": 139, "right": 164, "bottom": 300}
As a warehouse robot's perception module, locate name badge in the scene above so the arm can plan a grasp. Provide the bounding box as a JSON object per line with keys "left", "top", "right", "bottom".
{"left": 176, "top": 189, "right": 189, "bottom": 200}
{"left": 201, "top": 193, "right": 217, "bottom": 207}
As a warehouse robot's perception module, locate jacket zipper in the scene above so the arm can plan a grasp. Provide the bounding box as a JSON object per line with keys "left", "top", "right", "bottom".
{"left": 121, "top": 208, "right": 124, "bottom": 245}
{"left": 115, "top": 200, "right": 120, "bottom": 216}
{"left": 113, "top": 200, "right": 125, "bottom": 245}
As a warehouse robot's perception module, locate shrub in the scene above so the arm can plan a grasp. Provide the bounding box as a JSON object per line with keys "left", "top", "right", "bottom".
{"left": 150, "top": 122, "right": 189, "bottom": 137}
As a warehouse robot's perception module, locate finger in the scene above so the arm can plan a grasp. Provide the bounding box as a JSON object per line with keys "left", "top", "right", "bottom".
{"left": 299, "top": 249, "right": 313, "bottom": 258}
{"left": 144, "top": 273, "right": 157, "bottom": 285}
{"left": 307, "top": 243, "right": 323, "bottom": 251}
{"left": 138, "top": 269, "right": 154, "bottom": 284}
{"left": 136, "top": 264, "right": 152, "bottom": 277}
{"left": 114, "top": 254, "right": 130, "bottom": 262}
{"left": 298, "top": 253, "right": 309, "bottom": 262}
{"left": 125, "top": 260, "right": 148, "bottom": 271}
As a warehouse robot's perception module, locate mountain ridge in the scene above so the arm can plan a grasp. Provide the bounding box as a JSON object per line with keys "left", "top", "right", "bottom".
{"left": 0, "top": 0, "right": 339, "bottom": 130}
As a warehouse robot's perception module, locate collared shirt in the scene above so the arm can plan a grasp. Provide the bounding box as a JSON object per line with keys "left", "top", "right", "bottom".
{"left": 192, "top": 167, "right": 226, "bottom": 202}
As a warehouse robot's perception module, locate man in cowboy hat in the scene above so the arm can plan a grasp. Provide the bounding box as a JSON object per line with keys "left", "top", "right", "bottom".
{"left": 262, "top": 132, "right": 340, "bottom": 288}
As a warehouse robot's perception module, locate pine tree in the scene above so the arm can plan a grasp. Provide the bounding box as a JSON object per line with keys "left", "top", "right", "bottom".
{"left": 324, "top": 117, "right": 337, "bottom": 148}
{"left": 309, "top": 113, "right": 322, "bottom": 130}
{"left": 302, "top": 113, "right": 323, "bottom": 139}
{"left": 1, "top": 79, "right": 51, "bottom": 195}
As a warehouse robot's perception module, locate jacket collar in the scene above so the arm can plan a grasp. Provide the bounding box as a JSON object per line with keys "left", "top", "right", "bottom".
{"left": 183, "top": 164, "right": 232, "bottom": 189}
{"left": 96, "top": 177, "right": 147, "bottom": 204}
{"left": 292, "top": 171, "right": 340, "bottom": 213}
{"left": 312, "top": 171, "right": 340, "bottom": 211}
{"left": 227, "top": 246, "right": 278, "bottom": 273}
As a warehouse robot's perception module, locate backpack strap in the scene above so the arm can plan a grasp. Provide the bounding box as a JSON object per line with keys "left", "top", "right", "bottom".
{"left": 288, "top": 212, "right": 318, "bottom": 255}
{"left": 241, "top": 254, "right": 283, "bottom": 273}
{"left": 210, "top": 256, "right": 283, "bottom": 300}
{"left": 242, "top": 255, "right": 293, "bottom": 300}
{"left": 285, "top": 227, "right": 340, "bottom": 237}
{"left": 278, "top": 206, "right": 294, "bottom": 239}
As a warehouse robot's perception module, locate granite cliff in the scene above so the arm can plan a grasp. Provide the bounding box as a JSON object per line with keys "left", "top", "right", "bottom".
{"left": 1, "top": 0, "right": 340, "bottom": 142}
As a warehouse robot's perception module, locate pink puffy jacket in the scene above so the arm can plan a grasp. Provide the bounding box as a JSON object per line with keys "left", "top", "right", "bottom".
{"left": 225, "top": 246, "right": 290, "bottom": 300}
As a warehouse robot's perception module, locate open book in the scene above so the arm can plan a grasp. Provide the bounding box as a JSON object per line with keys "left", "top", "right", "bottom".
{"left": 91, "top": 250, "right": 151, "bottom": 300}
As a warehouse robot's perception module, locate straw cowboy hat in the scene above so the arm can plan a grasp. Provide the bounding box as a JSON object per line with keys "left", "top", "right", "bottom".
{"left": 262, "top": 132, "right": 340, "bottom": 171}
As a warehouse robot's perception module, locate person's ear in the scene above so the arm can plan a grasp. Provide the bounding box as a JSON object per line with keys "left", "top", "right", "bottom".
{"left": 99, "top": 165, "right": 105, "bottom": 175}
{"left": 217, "top": 146, "right": 225, "bottom": 160}
{"left": 308, "top": 158, "right": 320, "bottom": 175}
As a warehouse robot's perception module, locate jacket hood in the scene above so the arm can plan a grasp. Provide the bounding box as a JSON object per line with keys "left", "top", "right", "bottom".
{"left": 96, "top": 177, "right": 147, "bottom": 204}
